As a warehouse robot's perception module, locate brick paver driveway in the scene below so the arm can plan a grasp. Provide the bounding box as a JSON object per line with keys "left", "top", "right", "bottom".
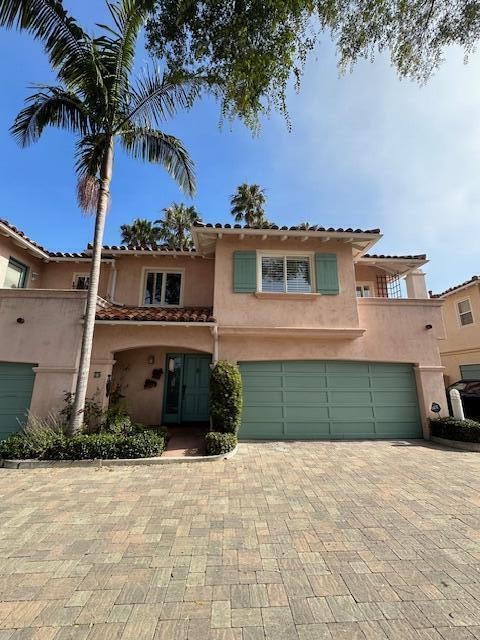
{"left": 1, "top": 441, "right": 480, "bottom": 640}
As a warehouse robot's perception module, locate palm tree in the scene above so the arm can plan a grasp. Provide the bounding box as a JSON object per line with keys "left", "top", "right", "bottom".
{"left": 230, "top": 183, "right": 267, "bottom": 226}
{"left": 120, "top": 218, "right": 159, "bottom": 248}
{"left": 2, "top": 0, "right": 197, "bottom": 433}
{"left": 155, "top": 203, "right": 200, "bottom": 250}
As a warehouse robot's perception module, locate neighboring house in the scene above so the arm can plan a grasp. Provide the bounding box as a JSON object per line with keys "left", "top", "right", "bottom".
{"left": 0, "top": 217, "right": 446, "bottom": 441}
{"left": 432, "top": 276, "right": 480, "bottom": 384}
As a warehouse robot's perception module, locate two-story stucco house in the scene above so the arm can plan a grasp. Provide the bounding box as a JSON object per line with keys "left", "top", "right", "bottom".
{"left": 0, "top": 217, "right": 447, "bottom": 441}
{"left": 433, "top": 276, "right": 480, "bottom": 384}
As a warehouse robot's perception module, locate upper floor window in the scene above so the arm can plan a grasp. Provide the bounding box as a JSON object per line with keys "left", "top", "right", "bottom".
{"left": 458, "top": 299, "right": 474, "bottom": 326}
{"left": 4, "top": 257, "right": 28, "bottom": 289}
{"left": 260, "top": 254, "right": 312, "bottom": 293}
{"left": 356, "top": 283, "right": 372, "bottom": 298}
{"left": 73, "top": 273, "right": 90, "bottom": 290}
{"left": 143, "top": 270, "right": 182, "bottom": 306}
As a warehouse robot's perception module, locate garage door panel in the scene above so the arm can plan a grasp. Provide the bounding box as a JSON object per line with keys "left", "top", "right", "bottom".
{"left": 332, "top": 421, "right": 376, "bottom": 437}
{"left": 329, "top": 406, "right": 375, "bottom": 420}
{"left": 240, "top": 360, "right": 422, "bottom": 440}
{"left": 283, "top": 361, "right": 327, "bottom": 373}
{"left": 284, "top": 391, "right": 328, "bottom": 404}
{"left": 244, "top": 390, "right": 284, "bottom": 404}
{"left": 242, "top": 405, "right": 284, "bottom": 419}
{"left": 284, "top": 406, "right": 330, "bottom": 419}
{"left": 285, "top": 422, "right": 332, "bottom": 438}
{"left": 283, "top": 374, "right": 327, "bottom": 389}
{"left": 241, "top": 421, "right": 285, "bottom": 439}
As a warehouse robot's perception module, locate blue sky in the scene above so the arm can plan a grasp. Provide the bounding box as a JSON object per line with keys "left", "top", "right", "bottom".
{"left": 1, "top": 2, "right": 479, "bottom": 293}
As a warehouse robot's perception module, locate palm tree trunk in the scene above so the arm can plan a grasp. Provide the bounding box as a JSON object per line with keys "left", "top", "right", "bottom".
{"left": 68, "top": 138, "right": 114, "bottom": 435}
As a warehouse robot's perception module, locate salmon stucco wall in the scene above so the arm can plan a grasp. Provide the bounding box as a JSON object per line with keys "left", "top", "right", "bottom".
{"left": 213, "top": 237, "right": 360, "bottom": 329}
{"left": 438, "top": 284, "right": 480, "bottom": 382}
{"left": 0, "top": 235, "right": 45, "bottom": 289}
{"left": 112, "top": 255, "right": 215, "bottom": 307}
{"left": 0, "top": 289, "right": 86, "bottom": 416}
{"left": 41, "top": 261, "right": 111, "bottom": 298}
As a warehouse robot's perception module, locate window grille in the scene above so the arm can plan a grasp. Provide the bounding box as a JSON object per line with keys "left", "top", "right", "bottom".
{"left": 376, "top": 273, "right": 402, "bottom": 298}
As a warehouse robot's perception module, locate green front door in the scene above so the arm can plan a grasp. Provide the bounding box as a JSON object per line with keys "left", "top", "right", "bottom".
{"left": 163, "top": 353, "right": 211, "bottom": 423}
{"left": 240, "top": 361, "right": 422, "bottom": 440}
{"left": 0, "top": 362, "right": 36, "bottom": 439}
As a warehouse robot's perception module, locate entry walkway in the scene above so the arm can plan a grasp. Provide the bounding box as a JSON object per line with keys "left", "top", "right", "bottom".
{"left": 163, "top": 424, "right": 208, "bottom": 457}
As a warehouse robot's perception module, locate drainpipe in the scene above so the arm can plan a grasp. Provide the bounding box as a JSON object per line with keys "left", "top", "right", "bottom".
{"left": 211, "top": 325, "right": 219, "bottom": 365}
{"left": 108, "top": 261, "right": 117, "bottom": 301}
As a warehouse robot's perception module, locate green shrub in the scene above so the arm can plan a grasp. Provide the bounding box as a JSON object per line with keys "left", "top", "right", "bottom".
{"left": 60, "top": 391, "right": 102, "bottom": 431}
{"left": 0, "top": 413, "right": 67, "bottom": 460}
{"left": 205, "top": 431, "right": 237, "bottom": 455}
{"left": 0, "top": 433, "right": 40, "bottom": 459}
{"left": 43, "top": 431, "right": 166, "bottom": 460}
{"left": 100, "top": 406, "right": 132, "bottom": 435}
{"left": 210, "top": 361, "right": 243, "bottom": 434}
{"left": 430, "top": 416, "right": 480, "bottom": 443}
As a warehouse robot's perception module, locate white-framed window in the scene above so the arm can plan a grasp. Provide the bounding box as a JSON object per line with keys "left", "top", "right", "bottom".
{"left": 142, "top": 269, "right": 183, "bottom": 306}
{"left": 258, "top": 253, "right": 313, "bottom": 293}
{"left": 458, "top": 298, "right": 474, "bottom": 326}
{"left": 355, "top": 282, "right": 373, "bottom": 298}
{"left": 73, "top": 273, "right": 90, "bottom": 290}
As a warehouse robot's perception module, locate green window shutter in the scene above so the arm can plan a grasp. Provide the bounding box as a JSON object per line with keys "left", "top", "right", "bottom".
{"left": 315, "top": 253, "right": 339, "bottom": 295}
{"left": 233, "top": 251, "right": 257, "bottom": 293}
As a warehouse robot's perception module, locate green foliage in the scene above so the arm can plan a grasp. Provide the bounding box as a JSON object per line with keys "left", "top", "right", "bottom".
{"left": 430, "top": 416, "right": 480, "bottom": 443}
{"left": 120, "top": 218, "right": 160, "bottom": 248}
{"left": 205, "top": 431, "right": 237, "bottom": 456}
{"left": 1, "top": 0, "right": 198, "bottom": 212}
{"left": 155, "top": 202, "right": 200, "bottom": 250}
{"left": 43, "top": 431, "right": 165, "bottom": 460}
{"left": 210, "top": 361, "right": 243, "bottom": 434}
{"left": 0, "top": 413, "right": 67, "bottom": 459}
{"left": 100, "top": 406, "right": 132, "bottom": 435}
{"left": 230, "top": 184, "right": 268, "bottom": 226}
{"left": 146, "top": 1, "right": 480, "bottom": 127}
{"left": 60, "top": 392, "right": 102, "bottom": 431}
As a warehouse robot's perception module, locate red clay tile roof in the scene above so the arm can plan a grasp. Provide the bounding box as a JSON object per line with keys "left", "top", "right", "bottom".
{"left": 431, "top": 275, "right": 480, "bottom": 299}
{"left": 96, "top": 304, "right": 215, "bottom": 323}
{"left": 194, "top": 222, "right": 381, "bottom": 233}
{"left": 363, "top": 253, "right": 427, "bottom": 260}
{"left": 0, "top": 218, "right": 51, "bottom": 255}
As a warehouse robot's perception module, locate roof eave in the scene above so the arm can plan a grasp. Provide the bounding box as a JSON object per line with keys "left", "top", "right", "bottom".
{"left": 0, "top": 221, "right": 50, "bottom": 261}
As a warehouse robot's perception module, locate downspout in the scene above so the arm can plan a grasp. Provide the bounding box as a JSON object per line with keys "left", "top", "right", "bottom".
{"left": 211, "top": 325, "right": 219, "bottom": 365}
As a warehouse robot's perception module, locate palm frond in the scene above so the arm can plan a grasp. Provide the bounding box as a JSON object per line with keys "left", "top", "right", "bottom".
{"left": 119, "top": 68, "right": 202, "bottom": 130}
{"left": 0, "top": 0, "right": 89, "bottom": 83}
{"left": 10, "top": 85, "right": 91, "bottom": 146}
{"left": 121, "top": 127, "right": 195, "bottom": 196}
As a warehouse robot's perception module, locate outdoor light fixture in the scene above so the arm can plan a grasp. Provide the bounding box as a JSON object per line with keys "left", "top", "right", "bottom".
{"left": 168, "top": 357, "right": 175, "bottom": 373}
{"left": 148, "top": 355, "right": 155, "bottom": 364}
{"left": 16, "top": 317, "right": 25, "bottom": 324}
{"left": 425, "top": 324, "right": 433, "bottom": 330}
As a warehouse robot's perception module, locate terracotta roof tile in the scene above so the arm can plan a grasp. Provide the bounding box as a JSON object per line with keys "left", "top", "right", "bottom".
{"left": 364, "top": 253, "right": 427, "bottom": 260}
{"left": 194, "top": 221, "right": 381, "bottom": 234}
{"left": 96, "top": 303, "right": 215, "bottom": 323}
{"left": 0, "top": 218, "right": 50, "bottom": 255}
{"left": 431, "top": 275, "right": 480, "bottom": 298}
{"left": 88, "top": 243, "right": 197, "bottom": 253}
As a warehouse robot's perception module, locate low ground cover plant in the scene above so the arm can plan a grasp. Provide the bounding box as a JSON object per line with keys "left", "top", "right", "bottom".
{"left": 0, "top": 399, "right": 166, "bottom": 460}
{"left": 430, "top": 416, "right": 480, "bottom": 443}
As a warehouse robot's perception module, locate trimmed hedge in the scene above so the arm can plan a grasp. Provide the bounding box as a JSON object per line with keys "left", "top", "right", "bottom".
{"left": 205, "top": 431, "right": 237, "bottom": 455}
{"left": 430, "top": 416, "right": 480, "bottom": 443}
{"left": 210, "top": 361, "right": 242, "bottom": 434}
{"left": 0, "top": 430, "right": 166, "bottom": 460}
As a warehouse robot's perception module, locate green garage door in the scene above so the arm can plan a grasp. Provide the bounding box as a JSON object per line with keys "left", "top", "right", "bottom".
{"left": 0, "top": 362, "right": 36, "bottom": 439}
{"left": 240, "top": 361, "right": 422, "bottom": 440}
{"left": 460, "top": 364, "right": 480, "bottom": 379}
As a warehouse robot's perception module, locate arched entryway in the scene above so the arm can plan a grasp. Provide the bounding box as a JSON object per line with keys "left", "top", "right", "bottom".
{"left": 110, "top": 345, "right": 212, "bottom": 426}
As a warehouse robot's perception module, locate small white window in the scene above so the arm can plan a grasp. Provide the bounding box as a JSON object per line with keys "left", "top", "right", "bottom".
{"left": 73, "top": 273, "right": 90, "bottom": 290}
{"left": 356, "top": 284, "right": 372, "bottom": 298}
{"left": 458, "top": 299, "right": 474, "bottom": 326}
{"left": 143, "top": 271, "right": 182, "bottom": 306}
{"left": 260, "top": 255, "right": 312, "bottom": 293}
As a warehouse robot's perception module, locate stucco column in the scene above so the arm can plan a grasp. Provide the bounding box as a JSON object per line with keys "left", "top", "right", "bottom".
{"left": 86, "top": 358, "right": 116, "bottom": 409}
{"left": 406, "top": 269, "right": 428, "bottom": 299}
{"left": 30, "top": 366, "right": 77, "bottom": 417}
{"left": 414, "top": 365, "right": 447, "bottom": 438}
